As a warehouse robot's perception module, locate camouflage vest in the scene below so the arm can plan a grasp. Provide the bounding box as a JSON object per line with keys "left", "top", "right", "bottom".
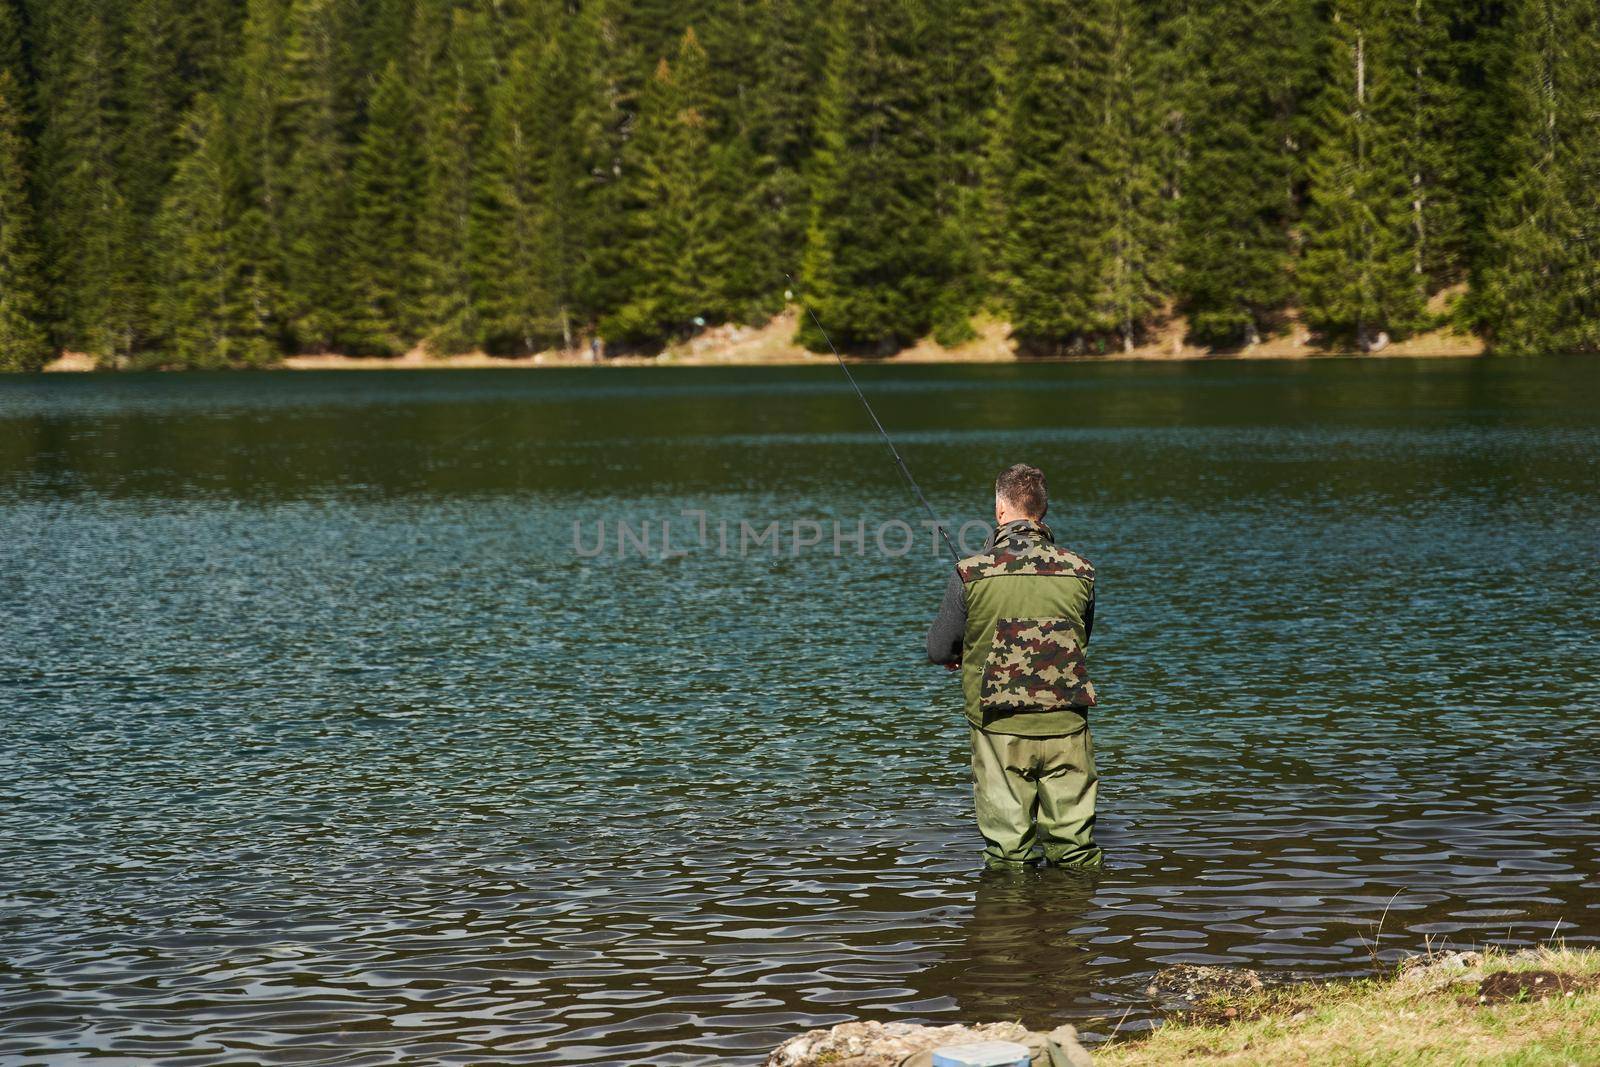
{"left": 959, "top": 518, "right": 1096, "bottom": 736}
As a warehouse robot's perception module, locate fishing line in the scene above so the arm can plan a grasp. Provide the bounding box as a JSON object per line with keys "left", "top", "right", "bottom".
{"left": 439, "top": 407, "right": 517, "bottom": 447}
{"left": 786, "top": 274, "right": 960, "bottom": 564}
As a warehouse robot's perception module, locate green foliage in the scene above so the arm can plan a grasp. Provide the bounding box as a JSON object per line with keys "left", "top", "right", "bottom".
{"left": 993, "top": 0, "right": 1169, "bottom": 355}
{"left": 1473, "top": 0, "right": 1600, "bottom": 353}
{"left": 0, "top": 1, "right": 23, "bottom": 83}
{"left": 1173, "top": 0, "right": 1309, "bottom": 347}
{"left": 798, "top": 0, "right": 944, "bottom": 355}
{"left": 347, "top": 61, "right": 423, "bottom": 355}
{"left": 521, "top": 7, "right": 608, "bottom": 349}
{"left": 1300, "top": 0, "right": 1429, "bottom": 347}
{"left": 0, "top": 70, "right": 50, "bottom": 371}
{"left": 32, "top": 5, "right": 140, "bottom": 364}
{"left": 154, "top": 94, "right": 276, "bottom": 367}
{"left": 226, "top": 0, "right": 293, "bottom": 358}
{"left": 925, "top": 0, "right": 1001, "bottom": 346}
{"left": 603, "top": 30, "right": 757, "bottom": 347}
{"left": 279, "top": 0, "right": 361, "bottom": 352}
{"left": 1400, "top": 0, "right": 1469, "bottom": 289}
{"left": 415, "top": 5, "right": 493, "bottom": 355}
{"left": 472, "top": 42, "right": 563, "bottom": 354}
{"left": 1451, "top": 0, "right": 1519, "bottom": 282}
{"left": 680, "top": 0, "right": 807, "bottom": 327}
{"left": 0, "top": 0, "right": 1591, "bottom": 369}
{"left": 743, "top": 0, "right": 821, "bottom": 292}
{"left": 118, "top": 0, "right": 189, "bottom": 350}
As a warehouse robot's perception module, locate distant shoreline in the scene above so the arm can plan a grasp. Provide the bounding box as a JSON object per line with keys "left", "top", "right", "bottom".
{"left": 40, "top": 307, "right": 1488, "bottom": 372}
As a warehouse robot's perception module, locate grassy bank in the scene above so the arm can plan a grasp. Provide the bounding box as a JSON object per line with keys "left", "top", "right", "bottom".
{"left": 1097, "top": 947, "right": 1600, "bottom": 1066}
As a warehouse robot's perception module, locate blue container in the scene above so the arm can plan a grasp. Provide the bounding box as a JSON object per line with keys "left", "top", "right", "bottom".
{"left": 930, "top": 1039, "right": 1032, "bottom": 1067}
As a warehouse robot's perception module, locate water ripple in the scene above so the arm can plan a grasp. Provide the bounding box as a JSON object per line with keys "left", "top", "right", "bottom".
{"left": 3, "top": 361, "right": 1599, "bottom": 1063}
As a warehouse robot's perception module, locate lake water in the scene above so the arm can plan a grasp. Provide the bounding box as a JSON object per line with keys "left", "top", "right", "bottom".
{"left": 2, "top": 358, "right": 1598, "bottom": 1064}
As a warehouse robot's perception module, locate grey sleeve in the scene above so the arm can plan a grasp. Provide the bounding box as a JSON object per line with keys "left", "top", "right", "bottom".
{"left": 925, "top": 570, "right": 966, "bottom": 665}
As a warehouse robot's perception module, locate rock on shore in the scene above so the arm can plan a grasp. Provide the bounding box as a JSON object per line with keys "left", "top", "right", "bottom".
{"left": 764, "top": 1019, "right": 1094, "bottom": 1067}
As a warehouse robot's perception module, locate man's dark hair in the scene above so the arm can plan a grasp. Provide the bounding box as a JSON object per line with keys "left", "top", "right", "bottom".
{"left": 996, "top": 463, "right": 1048, "bottom": 519}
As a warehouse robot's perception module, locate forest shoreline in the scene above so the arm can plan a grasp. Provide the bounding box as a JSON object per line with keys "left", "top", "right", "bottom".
{"left": 40, "top": 307, "right": 1487, "bottom": 372}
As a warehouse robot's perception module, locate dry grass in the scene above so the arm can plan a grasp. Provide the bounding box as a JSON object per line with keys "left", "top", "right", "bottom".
{"left": 42, "top": 299, "right": 1486, "bottom": 372}
{"left": 1095, "top": 948, "right": 1600, "bottom": 1067}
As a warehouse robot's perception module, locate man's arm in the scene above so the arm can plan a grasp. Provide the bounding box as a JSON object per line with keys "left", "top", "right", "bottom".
{"left": 1083, "top": 586, "right": 1094, "bottom": 643}
{"left": 926, "top": 570, "right": 966, "bottom": 666}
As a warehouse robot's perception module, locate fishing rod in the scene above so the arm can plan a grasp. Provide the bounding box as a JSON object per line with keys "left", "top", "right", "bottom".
{"left": 787, "top": 274, "right": 960, "bottom": 565}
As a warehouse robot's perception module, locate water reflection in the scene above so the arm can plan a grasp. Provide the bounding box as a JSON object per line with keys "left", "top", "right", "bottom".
{"left": 924, "top": 869, "right": 1104, "bottom": 1031}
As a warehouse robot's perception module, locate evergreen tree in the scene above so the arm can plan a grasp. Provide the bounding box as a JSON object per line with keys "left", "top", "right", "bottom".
{"left": 569, "top": 0, "right": 725, "bottom": 333}
{"left": 604, "top": 0, "right": 698, "bottom": 81}
{"left": 1300, "top": 0, "right": 1428, "bottom": 348}
{"left": 227, "top": 0, "right": 292, "bottom": 359}
{"left": 994, "top": 0, "right": 1167, "bottom": 354}
{"left": 1143, "top": 0, "right": 1194, "bottom": 243}
{"left": 347, "top": 60, "right": 423, "bottom": 355}
{"left": 924, "top": 0, "right": 1000, "bottom": 345}
{"left": 694, "top": 0, "right": 756, "bottom": 124}
{"left": 353, "top": 0, "right": 416, "bottom": 84}
{"left": 604, "top": 30, "right": 746, "bottom": 346}
{"left": 472, "top": 42, "right": 560, "bottom": 354}
{"left": 0, "top": 1, "right": 25, "bottom": 85}
{"left": 532, "top": 7, "right": 608, "bottom": 349}
{"left": 798, "top": 0, "right": 943, "bottom": 354}
{"left": 472, "top": 0, "right": 613, "bottom": 347}
{"left": 0, "top": 70, "right": 50, "bottom": 371}
{"left": 1173, "top": 0, "right": 1308, "bottom": 347}
{"left": 119, "top": 0, "right": 189, "bottom": 354}
{"left": 415, "top": 5, "right": 494, "bottom": 354}
{"left": 576, "top": 0, "right": 668, "bottom": 329}
{"left": 1474, "top": 0, "right": 1600, "bottom": 353}
{"left": 747, "top": 0, "right": 821, "bottom": 287}
{"left": 1399, "top": 0, "right": 1468, "bottom": 290}
{"left": 1451, "top": 0, "right": 1519, "bottom": 280}
{"left": 470, "top": 2, "right": 624, "bottom": 354}
{"left": 280, "top": 0, "right": 360, "bottom": 351}
{"left": 180, "top": 0, "right": 244, "bottom": 93}
{"left": 32, "top": 4, "right": 139, "bottom": 364}
{"left": 1094, "top": 0, "right": 1169, "bottom": 352}
{"left": 154, "top": 94, "right": 276, "bottom": 367}
{"left": 993, "top": 0, "right": 1100, "bottom": 353}
{"left": 694, "top": 2, "right": 787, "bottom": 326}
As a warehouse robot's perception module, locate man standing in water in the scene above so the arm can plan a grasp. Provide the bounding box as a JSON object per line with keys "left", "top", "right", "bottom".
{"left": 926, "top": 464, "right": 1103, "bottom": 870}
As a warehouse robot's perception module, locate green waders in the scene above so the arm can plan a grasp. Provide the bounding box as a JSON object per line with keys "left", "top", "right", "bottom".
{"left": 971, "top": 725, "right": 1102, "bottom": 869}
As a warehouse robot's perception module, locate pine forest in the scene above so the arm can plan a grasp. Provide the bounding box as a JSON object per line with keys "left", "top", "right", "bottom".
{"left": 0, "top": 0, "right": 1596, "bottom": 370}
